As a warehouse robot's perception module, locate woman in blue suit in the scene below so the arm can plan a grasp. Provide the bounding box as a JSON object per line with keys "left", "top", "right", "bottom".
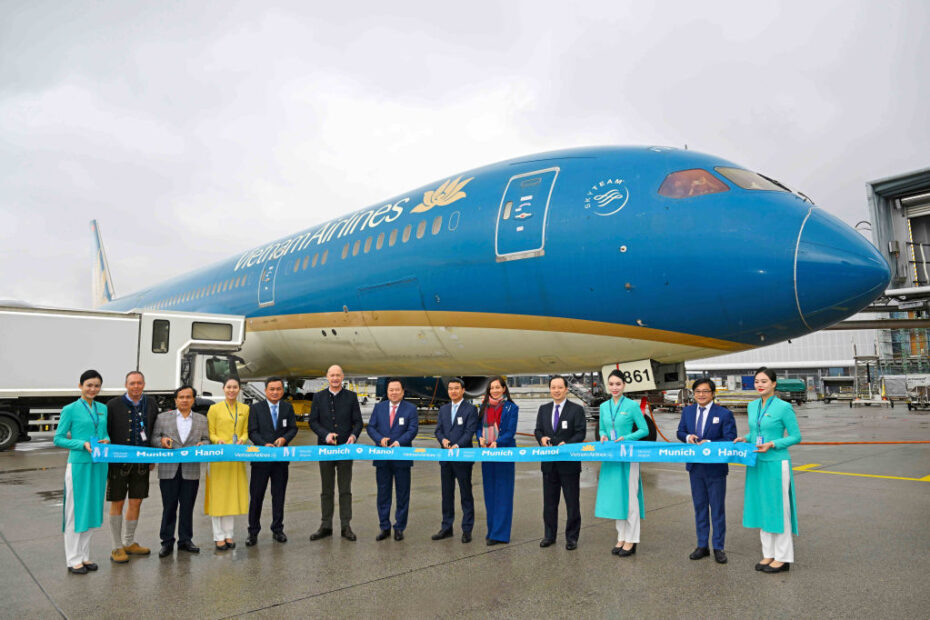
{"left": 54, "top": 369, "right": 111, "bottom": 574}
{"left": 476, "top": 376, "right": 518, "bottom": 545}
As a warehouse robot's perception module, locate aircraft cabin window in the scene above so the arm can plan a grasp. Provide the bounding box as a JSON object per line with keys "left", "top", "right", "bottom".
{"left": 376, "top": 232, "right": 384, "bottom": 250}
{"left": 416, "top": 220, "right": 426, "bottom": 239}
{"left": 364, "top": 236, "right": 372, "bottom": 253}
{"left": 402, "top": 224, "right": 411, "bottom": 243}
{"left": 715, "top": 167, "right": 789, "bottom": 192}
{"left": 294, "top": 258, "right": 300, "bottom": 272}
{"left": 389, "top": 229, "right": 397, "bottom": 247}
{"left": 341, "top": 243, "right": 349, "bottom": 259}
{"left": 352, "top": 240, "right": 360, "bottom": 256}
{"left": 658, "top": 169, "right": 729, "bottom": 198}
{"left": 312, "top": 253, "right": 319, "bottom": 267}
{"left": 321, "top": 249, "right": 329, "bottom": 265}
{"left": 432, "top": 215, "right": 442, "bottom": 235}
{"left": 152, "top": 320, "right": 170, "bottom": 354}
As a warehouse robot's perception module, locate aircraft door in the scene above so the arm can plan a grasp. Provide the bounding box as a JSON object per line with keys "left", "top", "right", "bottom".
{"left": 495, "top": 167, "right": 559, "bottom": 262}
{"left": 257, "top": 256, "right": 284, "bottom": 307}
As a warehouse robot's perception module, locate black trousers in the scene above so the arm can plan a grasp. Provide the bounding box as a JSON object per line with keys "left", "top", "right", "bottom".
{"left": 159, "top": 469, "right": 199, "bottom": 546}
{"left": 319, "top": 460, "right": 353, "bottom": 528}
{"left": 249, "top": 462, "right": 289, "bottom": 535}
{"left": 440, "top": 461, "right": 474, "bottom": 532}
{"left": 542, "top": 469, "right": 581, "bottom": 543}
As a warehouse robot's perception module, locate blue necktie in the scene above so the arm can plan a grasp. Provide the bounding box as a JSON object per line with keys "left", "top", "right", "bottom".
{"left": 271, "top": 404, "right": 279, "bottom": 429}
{"left": 552, "top": 404, "right": 561, "bottom": 431}
{"left": 697, "top": 407, "right": 706, "bottom": 438}
{"left": 450, "top": 403, "right": 458, "bottom": 428}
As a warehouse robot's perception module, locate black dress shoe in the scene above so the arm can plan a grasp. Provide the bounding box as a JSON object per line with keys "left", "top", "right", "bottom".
{"left": 539, "top": 539, "right": 555, "bottom": 548}
{"left": 762, "top": 562, "right": 790, "bottom": 573}
{"left": 461, "top": 532, "right": 472, "bottom": 544}
{"left": 68, "top": 565, "right": 88, "bottom": 575}
{"left": 565, "top": 541, "right": 578, "bottom": 551}
{"left": 215, "top": 542, "right": 229, "bottom": 551}
{"left": 486, "top": 539, "right": 506, "bottom": 546}
{"left": 341, "top": 526, "right": 356, "bottom": 541}
{"left": 612, "top": 545, "right": 623, "bottom": 556}
{"left": 394, "top": 530, "right": 404, "bottom": 541}
{"left": 177, "top": 542, "right": 200, "bottom": 553}
{"left": 690, "top": 546, "right": 710, "bottom": 560}
{"left": 376, "top": 529, "right": 391, "bottom": 541}
{"left": 245, "top": 535, "right": 257, "bottom": 547}
{"left": 714, "top": 549, "right": 728, "bottom": 564}
{"left": 158, "top": 544, "right": 173, "bottom": 558}
{"left": 755, "top": 561, "right": 771, "bottom": 571}
{"left": 83, "top": 562, "right": 98, "bottom": 571}
{"left": 310, "top": 527, "right": 333, "bottom": 541}
{"left": 226, "top": 541, "right": 236, "bottom": 549}
{"left": 272, "top": 532, "right": 288, "bottom": 543}
{"left": 431, "top": 528, "right": 453, "bottom": 540}
{"left": 617, "top": 543, "right": 637, "bottom": 557}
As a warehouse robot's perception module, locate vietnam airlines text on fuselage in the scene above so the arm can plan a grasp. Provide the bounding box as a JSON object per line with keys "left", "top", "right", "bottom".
{"left": 101, "top": 146, "right": 890, "bottom": 378}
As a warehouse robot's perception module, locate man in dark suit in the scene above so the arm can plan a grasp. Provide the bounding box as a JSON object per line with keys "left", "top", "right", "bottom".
{"left": 534, "top": 375, "right": 587, "bottom": 550}
{"left": 432, "top": 378, "right": 478, "bottom": 543}
{"left": 676, "top": 378, "right": 737, "bottom": 564}
{"left": 308, "top": 364, "right": 364, "bottom": 541}
{"left": 246, "top": 377, "right": 298, "bottom": 546}
{"left": 366, "top": 378, "right": 419, "bottom": 541}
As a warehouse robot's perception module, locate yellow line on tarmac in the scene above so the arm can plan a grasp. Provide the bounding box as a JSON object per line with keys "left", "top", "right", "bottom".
{"left": 794, "top": 463, "right": 930, "bottom": 482}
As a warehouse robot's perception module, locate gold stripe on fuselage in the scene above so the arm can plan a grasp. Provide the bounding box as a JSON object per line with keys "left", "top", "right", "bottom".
{"left": 245, "top": 310, "right": 749, "bottom": 352}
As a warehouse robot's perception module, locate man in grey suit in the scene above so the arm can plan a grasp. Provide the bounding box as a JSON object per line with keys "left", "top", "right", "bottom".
{"left": 151, "top": 385, "right": 210, "bottom": 558}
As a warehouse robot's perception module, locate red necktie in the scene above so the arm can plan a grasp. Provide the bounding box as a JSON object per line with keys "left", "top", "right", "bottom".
{"left": 390, "top": 404, "right": 397, "bottom": 427}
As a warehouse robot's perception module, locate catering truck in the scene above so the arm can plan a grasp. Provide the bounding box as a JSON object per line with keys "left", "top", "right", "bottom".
{"left": 0, "top": 305, "right": 245, "bottom": 450}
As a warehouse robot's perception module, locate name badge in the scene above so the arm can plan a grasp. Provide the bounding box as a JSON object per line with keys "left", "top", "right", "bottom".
{"left": 140, "top": 429, "right": 147, "bottom": 442}
{"left": 712, "top": 417, "right": 719, "bottom": 424}
{"left": 399, "top": 418, "right": 405, "bottom": 425}
{"left": 457, "top": 418, "right": 463, "bottom": 425}
{"left": 231, "top": 434, "right": 238, "bottom": 444}
{"left": 283, "top": 419, "right": 287, "bottom": 428}
{"left": 561, "top": 420, "right": 568, "bottom": 429}
{"left": 609, "top": 429, "right": 617, "bottom": 441}
{"left": 756, "top": 435, "right": 764, "bottom": 447}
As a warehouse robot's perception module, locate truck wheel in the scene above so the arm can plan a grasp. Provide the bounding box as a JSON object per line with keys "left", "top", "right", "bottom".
{"left": 0, "top": 416, "right": 18, "bottom": 451}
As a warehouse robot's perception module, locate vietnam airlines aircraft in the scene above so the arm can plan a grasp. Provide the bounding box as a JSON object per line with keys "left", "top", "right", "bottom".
{"left": 95, "top": 146, "right": 891, "bottom": 383}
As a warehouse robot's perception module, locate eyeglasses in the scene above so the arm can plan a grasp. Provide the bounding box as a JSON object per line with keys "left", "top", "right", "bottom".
{"left": 693, "top": 390, "right": 713, "bottom": 394}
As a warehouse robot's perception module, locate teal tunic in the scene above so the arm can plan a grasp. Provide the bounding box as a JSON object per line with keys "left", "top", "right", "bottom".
{"left": 54, "top": 399, "right": 110, "bottom": 533}
{"left": 742, "top": 397, "right": 800, "bottom": 535}
{"left": 594, "top": 397, "right": 647, "bottom": 520}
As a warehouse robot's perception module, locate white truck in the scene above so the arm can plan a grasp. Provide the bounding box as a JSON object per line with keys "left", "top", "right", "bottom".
{"left": 0, "top": 305, "right": 246, "bottom": 450}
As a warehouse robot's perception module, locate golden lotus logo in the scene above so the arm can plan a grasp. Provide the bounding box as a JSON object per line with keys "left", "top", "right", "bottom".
{"left": 411, "top": 176, "right": 473, "bottom": 213}
{"left": 414, "top": 448, "right": 426, "bottom": 453}
{"left": 581, "top": 445, "right": 596, "bottom": 452}
{"left": 246, "top": 446, "right": 260, "bottom": 452}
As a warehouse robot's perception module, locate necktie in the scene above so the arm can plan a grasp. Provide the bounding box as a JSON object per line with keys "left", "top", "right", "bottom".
{"left": 553, "top": 403, "right": 561, "bottom": 431}
{"left": 390, "top": 404, "right": 397, "bottom": 427}
{"left": 451, "top": 403, "right": 458, "bottom": 427}
{"left": 271, "top": 404, "right": 279, "bottom": 429}
{"left": 697, "top": 407, "right": 706, "bottom": 437}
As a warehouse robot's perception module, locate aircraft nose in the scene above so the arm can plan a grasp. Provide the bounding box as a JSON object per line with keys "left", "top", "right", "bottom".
{"left": 794, "top": 208, "right": 891, "bottom": 331}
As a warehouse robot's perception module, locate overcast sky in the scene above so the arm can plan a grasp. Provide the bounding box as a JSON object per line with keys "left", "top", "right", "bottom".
{"left": 2, "top": 0, "right": 928, "bottom": 309}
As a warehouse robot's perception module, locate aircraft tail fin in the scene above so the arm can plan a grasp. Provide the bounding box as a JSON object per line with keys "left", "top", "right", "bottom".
{"left": 90, "top": 220, "right": 116, "bottom": 308}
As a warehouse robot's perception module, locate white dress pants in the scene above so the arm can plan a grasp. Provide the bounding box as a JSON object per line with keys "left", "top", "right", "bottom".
{"left": 759, "top": 460, "right": 794, "bottom": 563}
{"left": 212, "top": 516, "right": 235, "bottom": 541}
{"left": 64, "top": 464, "right": 93, "bottom": 567}
{"left": 615, "top": 462, "right": 641, "bottom": 543}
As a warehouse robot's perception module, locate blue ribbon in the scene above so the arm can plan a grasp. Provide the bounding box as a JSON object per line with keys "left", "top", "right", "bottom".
{"left": 90, "top": 441, "right": 756, "bottom": 466}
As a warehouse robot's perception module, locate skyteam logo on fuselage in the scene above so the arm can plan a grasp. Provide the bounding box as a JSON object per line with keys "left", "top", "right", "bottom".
{"left": 584, "top": 178, "right": 629, "bottom": 216}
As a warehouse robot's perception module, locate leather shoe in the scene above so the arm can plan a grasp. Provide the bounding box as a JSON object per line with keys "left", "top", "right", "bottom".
{"left": 394, "top": 530, "right": 404, "bottom": 541}
{"left": 617, "top": 543, "right": 637, "bottom": 557}
{"left": 272, "top": 532, "right": 288, "bottom": 543}
{"left": 68, "top": 565, "right": 88, "bottom": 575}
{"left": 714, "top": 549, "right": 728, "bottom": 564}
{"left": 486, "top": 539, "right": 505, "bottom": 546}
{"left": 123, "top": 542, "right": 151, "bottom": 556}
{"left": 245, "top": 535, "right": 257, "bottom": 547}
{"left": 431, "top": 528, "right": 453, "bottom": 541}
{"left": 341, "top": 526, "right": 356, "bottom": 541}
{"left": 158, "top": 544, "right": 173, "bottom": 558}
{"left": 310, "top": 527, "right": 333, "bottom": 541}
{"left": 215, "top": 542, "right": 229, "bottom": 551}
{"left": 177, "top": 542, "right": 200, "bottom": 553}
{"left": 690, "top": 546, "right": 710, "bottom": 560}
{"left": 565, "top": 541, "right": 578, "bottom": 551}
{"left": 83, "top": 562, "right": 98, "bottom": 571}
{"left": 612, "top": 545, "right": 623, "bottom": 556}
{"left": 376, "top": 529, "right": 391, "bottom": 541}
{"left": 226, "top": 541, "right": 236, "bottom": 549}
{"left": 461, "top": 532, "right": 472, "bottom": 544}
{"left": 755, "top": 560, "right": 772, "bottom": 571}
{"left": 539, "top": 539, "right": 555, "bottom": 548}
{"left": 762, "top": 562, "right": 790, "bottom": 573}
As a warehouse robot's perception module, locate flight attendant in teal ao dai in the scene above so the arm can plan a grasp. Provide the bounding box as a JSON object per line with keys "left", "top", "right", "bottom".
{"left": 735, "top": 367, "right": 801, "bottom": 573}
{"left": 595, "top": 370, "right": 648, "bottom": 557}
{"left": 54, "top": 369, "right": 111, "bottom": 574}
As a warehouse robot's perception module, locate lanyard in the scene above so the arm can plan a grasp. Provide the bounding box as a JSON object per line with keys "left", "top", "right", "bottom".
{"left": 81, "top": 399, "right": 100, "bottom": 435}
{"left": 756, "top": 397, "right": 774, "bottom": 438}
{"left": 225, "top": 401, "right": 239, "bottom": 429}
{"left": 607, "top": 396, "right": 626, "bottom": 431}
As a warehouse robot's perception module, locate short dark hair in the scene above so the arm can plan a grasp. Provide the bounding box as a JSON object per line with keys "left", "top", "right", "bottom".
{"left": 385, "top": 377, "right": 405, "bottom": 390}
{"left": 549, "top": 375, "right": 567, "bottom": 388}
{"left": 608, "top": 369, "right": 625, "bottom": 383}
{"left": 755, "top": 367, "right": 777, "bottom": 382}
{"left": 174, "top": 385, "right": 196, "bottom": 399}
{"left": 447, "top": 377, "right": 465, "bottom": 389}
{"left": 80, "top": 369, "right": 102, "bottom": 385}
{"left": 692, "top": 378, "right": 716, "bottom": 393}
{"left": 125, "top": 370, "right": 145, "bottom": 381}
{"left": 223, "top": 376, "right": 241, "bottom": 387}
{"left": 265, "top": 376, "right": 285, "bottom": 389}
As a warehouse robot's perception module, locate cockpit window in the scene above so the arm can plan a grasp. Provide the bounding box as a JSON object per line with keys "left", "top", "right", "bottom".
{"left": 714, "top": 167, "right": 788, "bottom": 192}
{"left": 658, "top": 169, "right": 729, "bottom": 198}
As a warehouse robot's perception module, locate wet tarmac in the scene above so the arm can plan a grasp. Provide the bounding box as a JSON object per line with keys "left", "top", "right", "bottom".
{"left": 1, "top": 399, "right": 928, "bottom": 619}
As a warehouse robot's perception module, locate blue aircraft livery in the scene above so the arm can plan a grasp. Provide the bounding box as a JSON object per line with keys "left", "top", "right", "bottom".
{"left": 98, "top": 146, "right": 891, "bottom": 377}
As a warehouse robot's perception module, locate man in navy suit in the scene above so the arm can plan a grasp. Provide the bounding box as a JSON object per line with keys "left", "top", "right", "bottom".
{"left": 367, "top": 378, "right": 419, "bottom": 541}
{"left": 246, "top": 377, "right": 298, "bottom": 546}
{"left": 676, "top": 378, "right": 737, "bottom": 564}
{"left": 432, "top": 378, "right": 478, "bottom": 543}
